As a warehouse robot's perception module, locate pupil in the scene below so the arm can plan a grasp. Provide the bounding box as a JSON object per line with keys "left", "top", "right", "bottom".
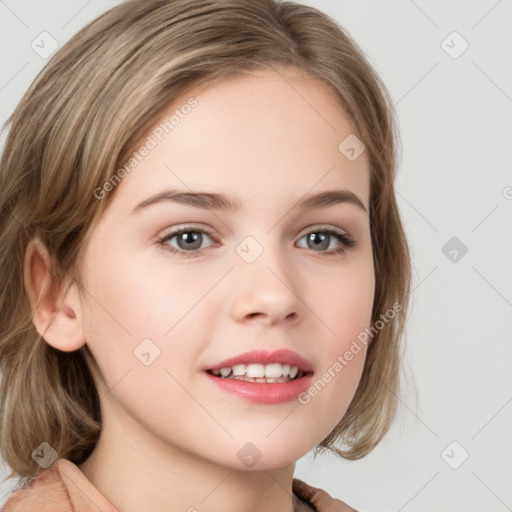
{"left": 308, "top": 233, "right": 328, "bottom": 250}
{"left": 180, "top": 232, "right": 201, "bottom": 250}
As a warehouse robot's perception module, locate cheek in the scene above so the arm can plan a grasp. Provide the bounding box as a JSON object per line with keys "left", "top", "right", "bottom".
{"left": 79, "top": 249, "right": 214, "bottom": 382}
{"left": 313, "top": 253, "right": 375, "bottom": 350}
{"left": 299, "top": 255, "right": 374, "bottom": 423}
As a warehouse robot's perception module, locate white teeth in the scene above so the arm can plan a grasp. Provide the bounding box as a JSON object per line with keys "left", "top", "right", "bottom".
{"left": 264, "top": 363, "right": 283, "bottom": 378}
{"left": 210, "top": 363, "right": 302, "bottom": 380}
{"left": 232, "top": 364, "right": 246, "bottom": 376}
{"left": 220, "top": 367, "right": 231, "bottom": 378}
{"left": 246, "top": 363, "right": 265, "bottom": 378}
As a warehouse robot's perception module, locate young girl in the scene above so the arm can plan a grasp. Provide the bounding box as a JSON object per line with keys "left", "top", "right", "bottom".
{"left": 0, "top": 1, "right": 411, "bottom": 510}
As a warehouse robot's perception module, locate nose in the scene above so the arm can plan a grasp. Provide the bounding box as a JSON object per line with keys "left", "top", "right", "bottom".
{"left": 229, "top": 243, "right": 302, "bottom": 326}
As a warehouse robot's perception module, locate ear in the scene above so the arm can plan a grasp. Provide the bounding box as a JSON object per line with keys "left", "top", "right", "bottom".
{"left": 24, "top": 236, "right": 86, "bottom": 352}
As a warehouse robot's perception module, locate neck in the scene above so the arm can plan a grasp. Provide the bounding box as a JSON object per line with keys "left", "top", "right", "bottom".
{"left": 78, "top": 400, "right": 298, "bottom": 512}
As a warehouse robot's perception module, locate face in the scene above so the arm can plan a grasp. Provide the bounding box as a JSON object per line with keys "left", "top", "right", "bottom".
{"left": 78, "top": 66, "right": 374, "bottom": 470}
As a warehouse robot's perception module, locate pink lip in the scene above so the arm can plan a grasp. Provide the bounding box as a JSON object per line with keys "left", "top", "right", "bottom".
{"left": 205, "top": 349, "right": 313, "bottom": 373}
{"left": 205, "top": 372, "right": 313, "bottom": 404}
{"left": 204, "top": 349, "right": 314, "bottom": 404}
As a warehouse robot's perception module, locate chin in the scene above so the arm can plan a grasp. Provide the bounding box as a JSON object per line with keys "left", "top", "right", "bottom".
{"left": 212, "top": 435, "right": 316, "bottom": 471}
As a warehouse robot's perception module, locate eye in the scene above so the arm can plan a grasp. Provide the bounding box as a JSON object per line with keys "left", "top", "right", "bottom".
{"left": 156, "top": 226, "right": 216, "bottom": 257}
{"left": 156, "top": 224, "right": 355, "bottom": 258}
{"left": 296, "top": 226, "right": 355, "bottom": 255}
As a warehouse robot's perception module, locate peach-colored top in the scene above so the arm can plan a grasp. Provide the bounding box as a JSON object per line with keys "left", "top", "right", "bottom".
{"left": 1, "top": 459, "right": 357, "bottom": 511}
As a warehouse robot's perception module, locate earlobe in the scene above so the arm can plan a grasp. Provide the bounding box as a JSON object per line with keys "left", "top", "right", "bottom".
{"left": 24, "top": 236, "right": 86, "bottom": 352}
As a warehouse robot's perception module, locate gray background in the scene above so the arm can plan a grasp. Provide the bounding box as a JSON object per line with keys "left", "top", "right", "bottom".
{"left": 1, "top": 1, "right": 511, "bottom": 510}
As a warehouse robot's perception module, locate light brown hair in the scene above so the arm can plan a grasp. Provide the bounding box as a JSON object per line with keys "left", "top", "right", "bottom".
{"left": 0, "top": 0, "right": 411, "bottom": 484}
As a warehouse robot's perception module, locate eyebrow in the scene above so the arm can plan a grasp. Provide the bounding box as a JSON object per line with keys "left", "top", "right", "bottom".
{"left": 131, "top": 188, "right": 368, "bottom": 214}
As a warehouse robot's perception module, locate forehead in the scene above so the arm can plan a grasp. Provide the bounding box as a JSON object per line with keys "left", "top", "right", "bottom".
{"left": 108, "top": 67, "right": 370, "bottom": 215}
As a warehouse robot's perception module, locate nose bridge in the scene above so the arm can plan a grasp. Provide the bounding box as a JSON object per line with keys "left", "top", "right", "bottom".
{"left": 230, "top": 232, "right": 301, "bottom": 323}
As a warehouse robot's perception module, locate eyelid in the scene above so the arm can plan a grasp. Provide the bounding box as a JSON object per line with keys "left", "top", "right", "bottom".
{"left": 158, "top": 223, "right": 216, "bottom": 236}
{"left": 155, "top": 222, "right": 356, "bottom": 258}
{"left": 300, "top": 223, "right": 348, "bottom": 236}
{"left": 156, "top": 223, "right": 352, "bottom": 239}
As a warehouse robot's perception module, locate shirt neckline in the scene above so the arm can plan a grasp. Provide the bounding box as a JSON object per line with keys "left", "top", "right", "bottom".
{"left": 56, "top": 459, "right": 317, "bottom": 511}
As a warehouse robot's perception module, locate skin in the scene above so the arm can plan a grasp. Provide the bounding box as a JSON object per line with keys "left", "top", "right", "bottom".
{"left": 25, "top": 66, "right": 374, "bottom": 512}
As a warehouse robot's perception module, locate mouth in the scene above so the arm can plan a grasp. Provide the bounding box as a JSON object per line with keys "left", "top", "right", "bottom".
{"left": 204, "top": 349, "right": 314, "bottom": 403}
{"left": 206, "top": 363, "right": 310, "bottom": 383}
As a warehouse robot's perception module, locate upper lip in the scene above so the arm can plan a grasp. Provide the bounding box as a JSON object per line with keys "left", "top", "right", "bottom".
{"left": 205, "top": 349, "right": 313, "bottom": 373}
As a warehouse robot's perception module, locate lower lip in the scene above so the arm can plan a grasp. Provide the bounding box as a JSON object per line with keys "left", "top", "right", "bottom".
{"left": 204, "top": 372, "right": 313, "bottom": 404}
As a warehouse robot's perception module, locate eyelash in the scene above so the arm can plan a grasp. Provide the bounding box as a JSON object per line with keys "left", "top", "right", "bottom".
{"left": 156, "top": 225, "right": 355, "bottom": 258}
